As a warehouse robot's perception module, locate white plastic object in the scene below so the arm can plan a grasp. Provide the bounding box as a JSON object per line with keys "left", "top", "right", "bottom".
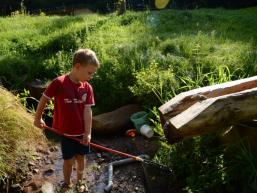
{"left": 140, "top": 124, "right": 154, "bottom": 138}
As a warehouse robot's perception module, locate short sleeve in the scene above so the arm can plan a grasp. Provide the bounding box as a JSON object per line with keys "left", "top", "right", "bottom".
{"left": 43, "top": 78, "right": 60, "bottom": 99}
{"left": 85, "top": 84, "right": 95, "bottom": 106}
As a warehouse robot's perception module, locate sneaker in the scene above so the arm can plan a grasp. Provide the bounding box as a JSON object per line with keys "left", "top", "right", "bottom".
{"left": 76, "top": 180, "right": 89, "bottom": 193}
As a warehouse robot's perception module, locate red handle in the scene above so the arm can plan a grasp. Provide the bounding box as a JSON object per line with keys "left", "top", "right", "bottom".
{"left": 89, "top": 142, "right": 142, "bottom": 161}
{"left": 43, "top": 125, "right": 142, "bottom": 161}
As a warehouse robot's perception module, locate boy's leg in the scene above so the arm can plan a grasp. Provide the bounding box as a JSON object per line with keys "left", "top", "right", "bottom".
{"left": 75, "top": 154, "right": 85, "bottom": 182}
{"left": 63, "top": 157, "right": 74, "bottom": 185}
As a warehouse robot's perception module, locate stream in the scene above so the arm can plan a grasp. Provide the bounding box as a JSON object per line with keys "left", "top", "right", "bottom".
{"left": 19, "top": 134, "right": 159, "bottom": 193}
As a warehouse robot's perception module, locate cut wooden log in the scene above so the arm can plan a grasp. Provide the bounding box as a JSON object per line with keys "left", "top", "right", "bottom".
{"left": 159, "top": 76, "right": 257, "bottom": 125}
{"left": 164, "top": 87, "right": 257, "bottom": 144}
{"left": 92, "top": 104, "right": 141, "bottom": 134}
{"left": 219, "top": 121, "right": 257, "bottom": 147}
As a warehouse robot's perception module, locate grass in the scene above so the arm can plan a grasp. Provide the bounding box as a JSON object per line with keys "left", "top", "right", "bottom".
{"left": 0, "top": 87, "right": 46, "bottom": 184}
{"left": 0, "top": 7, "right": 257, "bottom": 192}
{"left": 0, "top": 8, "right": 256, "bottom": 111}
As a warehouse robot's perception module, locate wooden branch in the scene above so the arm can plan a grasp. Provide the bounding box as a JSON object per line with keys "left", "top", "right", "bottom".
{"left": 159, "top": 76, "right": 257, "bottom": 125}
{"left": 165, "top": 87, "right": 257, "bottom": 144}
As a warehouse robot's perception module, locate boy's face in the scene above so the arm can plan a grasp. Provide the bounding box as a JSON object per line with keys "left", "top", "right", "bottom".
{"left": 75, "top": 63, "right": 98, "bottom": 82}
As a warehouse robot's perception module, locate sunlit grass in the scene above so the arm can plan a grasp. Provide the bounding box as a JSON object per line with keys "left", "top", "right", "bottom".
{"left": 0, "top": 87, "right": 46, "bottom": 182}
{"left": 0, "top": 8, "right": 256, "bottom": 110}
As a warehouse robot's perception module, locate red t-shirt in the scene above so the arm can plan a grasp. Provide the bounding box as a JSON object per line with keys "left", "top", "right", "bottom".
{"left": 43, "top": 75, "right": 95, "bottom": 136}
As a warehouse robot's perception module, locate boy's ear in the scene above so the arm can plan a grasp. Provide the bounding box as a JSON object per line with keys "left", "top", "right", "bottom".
{"left": 74, "top": 63, "right": 81, "bottom": 69}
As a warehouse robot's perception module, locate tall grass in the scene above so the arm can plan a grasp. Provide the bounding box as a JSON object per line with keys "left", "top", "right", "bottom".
{"left": 0, "top": 87, "right": 46, "bottom": 184}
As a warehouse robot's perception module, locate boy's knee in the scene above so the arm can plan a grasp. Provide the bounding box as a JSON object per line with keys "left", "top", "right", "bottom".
{"left": 64, "top": 158, "right": 74, "bottom": 167}
{"left": 75, "top": 154, "right": 85, "bottom": 161}
{"left": 75, "top": 155, "right": 85, "bottom": 167}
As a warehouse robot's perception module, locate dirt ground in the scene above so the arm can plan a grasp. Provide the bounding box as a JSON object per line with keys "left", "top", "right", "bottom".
{"left": 18, "top": 133, "right": 160, "bottom": 193}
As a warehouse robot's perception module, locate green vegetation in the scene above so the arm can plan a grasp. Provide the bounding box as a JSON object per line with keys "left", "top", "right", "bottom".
{"left": 0, "top": 8, "right": 257, "bottom": 111}
{"left": 0, "top": 87, "right": 46, "bottom": 184}
{"left": 0, "top": 7, "right": 257, "bottom": 192}
{"left": 152, "top": 133, "right": 257, "bottom": 193}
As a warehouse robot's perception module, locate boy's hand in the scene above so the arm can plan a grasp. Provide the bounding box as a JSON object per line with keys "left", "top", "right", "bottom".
{"left": 34, "top": 118, "right": 46, "bottom": 129}
{"left": 82, "top": 134, "right": 91, "bottom": 145}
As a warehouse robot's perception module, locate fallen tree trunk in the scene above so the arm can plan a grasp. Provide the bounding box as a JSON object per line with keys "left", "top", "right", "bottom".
{"left": 159, "top": 76, "right": 257, "bottom": 125}
{"left": 92, "top": 104, "right": 141, "bottom": 134}
{"left": 164, "top": 87, "right": 257, "bottom": 144}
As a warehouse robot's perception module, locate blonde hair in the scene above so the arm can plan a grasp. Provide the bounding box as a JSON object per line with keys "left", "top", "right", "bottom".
{"left": 72, "top": 48, "right": 100, "bottom": 67}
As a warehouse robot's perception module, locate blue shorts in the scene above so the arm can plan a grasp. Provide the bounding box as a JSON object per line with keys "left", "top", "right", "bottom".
{"left": 61, "top": 135, "right": 91, "bottom": 160}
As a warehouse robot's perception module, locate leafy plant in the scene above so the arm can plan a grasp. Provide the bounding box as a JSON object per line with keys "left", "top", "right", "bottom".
{"left": 16, "top": 88, "right": 30, "bottom": 107}
{"left": 130, "top": 60, "right": 178, "bottom": 107}
{"left": 226, "top": 139, "right": 257, "bottom": 193}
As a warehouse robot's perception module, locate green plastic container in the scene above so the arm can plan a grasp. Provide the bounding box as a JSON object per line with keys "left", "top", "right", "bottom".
{"left": 130, "top": 111, "right": 148, "bottom": 132}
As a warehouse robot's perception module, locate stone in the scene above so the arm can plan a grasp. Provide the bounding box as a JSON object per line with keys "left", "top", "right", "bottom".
{"left": 25, "top": 181, "right": 42, "bottom": 191}
{"left": 23, "top": 186, "right": 33, "bottom": 193}
{"left": 44, "top": 168, "right": 54, "bottom": 176}
{"left": 33, "top": 169, "right": 39, "bottom": 174}
{"left": 28, "top": 161, "right": 36, "bottom": 167}
{"left": 49, "top": 146, "right": 58, "bottom": 152}
{"left": 36, "top": 147, "right": 50, "bottom": 155}
{"left": 41, "top": 182, "right": 54, "bottom": 193}
{"left": 10, "top": 184, "right": 22, "bottom": 192}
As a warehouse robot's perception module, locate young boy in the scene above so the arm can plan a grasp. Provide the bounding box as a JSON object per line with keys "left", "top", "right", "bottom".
{"left": 34, "top": 48, "right": 100, "bottom": 192}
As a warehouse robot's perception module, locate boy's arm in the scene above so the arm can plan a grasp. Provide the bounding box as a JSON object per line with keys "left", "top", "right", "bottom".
{"left": 34, "top": 95, "right": 49, "bottom": 128}
{"left": 83, "top": 105, "right": 92, "bottom": 144}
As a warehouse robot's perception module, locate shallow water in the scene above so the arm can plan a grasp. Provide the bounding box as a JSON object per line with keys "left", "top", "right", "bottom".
{"left": 25, "top": 143, "right": 108, "bottom": 192}
{"left": 22, "top": 134, "right": 156, "bottom": 193}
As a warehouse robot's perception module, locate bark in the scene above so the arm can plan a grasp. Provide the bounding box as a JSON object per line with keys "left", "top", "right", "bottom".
{"left": 164, "top": 87, "right": 257, "bottom": 144}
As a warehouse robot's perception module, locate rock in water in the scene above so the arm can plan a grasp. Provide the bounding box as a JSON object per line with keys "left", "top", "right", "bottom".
{"left": 41, "top": 182, "right": 54, "bottom": 193}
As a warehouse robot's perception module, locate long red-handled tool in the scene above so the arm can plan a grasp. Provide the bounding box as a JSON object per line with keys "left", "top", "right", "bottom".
{"left": 43, "top": 125, "right": 143, "bottom": 161}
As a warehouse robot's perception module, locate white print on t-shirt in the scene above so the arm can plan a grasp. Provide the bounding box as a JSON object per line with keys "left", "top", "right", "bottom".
{"left": 82, "top": 93, "right": 87, "bottom": 102}
{"left": 64, "top": 98, "right": 84, "bottom": 104}
{"left": 64, "top": 98, "right": 72, "bottom": 103}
